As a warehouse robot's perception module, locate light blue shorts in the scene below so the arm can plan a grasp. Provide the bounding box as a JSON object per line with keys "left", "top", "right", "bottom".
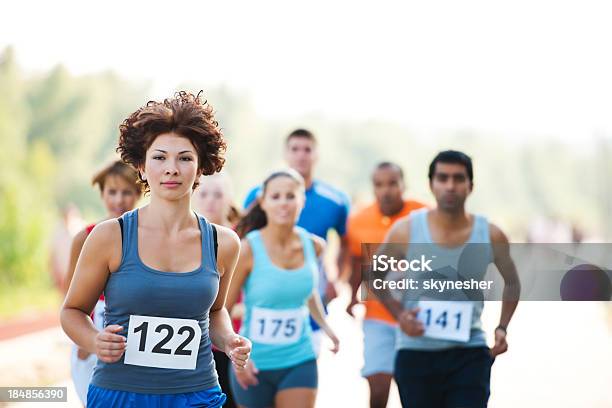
{"left": 362, "top": 319, "right": 397, "bottom": 377}
{"left": 87, "top": 384, "right": 226, "bottom": 407}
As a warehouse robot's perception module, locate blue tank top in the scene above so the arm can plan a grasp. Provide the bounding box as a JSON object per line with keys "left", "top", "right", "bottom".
{"left": 397, "top": 209, "right": 493, "bottom": 351}
{"left": 241, "top": 227, "right": 318, "bottom": 370}
{"left": 91, "top": 209, "right": 220, "bottom": 394}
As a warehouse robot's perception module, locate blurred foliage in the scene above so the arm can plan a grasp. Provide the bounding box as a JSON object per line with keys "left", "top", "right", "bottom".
{"left": 0, "top": 46, "right": 149, "bottom": 289}
{"left": 1, "top": 45, "right": 611, "bottom": 297}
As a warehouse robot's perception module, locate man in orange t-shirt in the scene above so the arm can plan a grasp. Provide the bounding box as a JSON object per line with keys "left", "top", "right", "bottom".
{"left": 346, "top": 162, "right": 426, "bottom": 408}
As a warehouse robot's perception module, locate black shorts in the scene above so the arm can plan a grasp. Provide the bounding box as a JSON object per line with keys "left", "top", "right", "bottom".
{"left": 213, "top": 349, "right": 236, "bottom": 408}
{"left": 394, "top": 347, "right": 494, "bottom": 408}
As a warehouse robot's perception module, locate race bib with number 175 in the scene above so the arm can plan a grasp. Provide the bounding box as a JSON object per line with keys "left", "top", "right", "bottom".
{"left": 249, "top": 307, "right": 304, "bottom": 345}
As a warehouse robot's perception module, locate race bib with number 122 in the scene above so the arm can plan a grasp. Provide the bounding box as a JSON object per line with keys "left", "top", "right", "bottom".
{"left": 124, "top": 315, "right": 201, "bottom": 370}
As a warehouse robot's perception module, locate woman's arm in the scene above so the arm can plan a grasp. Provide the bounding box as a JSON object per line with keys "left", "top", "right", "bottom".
{"left": 307, "top": 290, "right": 339, "bottom": 353}
{"left": 62, "top": 228, "right": 88, "bottom": 296}
{"left": 63, "top": 227, "right": 92, "bottom": 358}
{"left": 60, "top": 220, "right": 125, "bottom": 362}
{"left": 208, "top": 226, "right": 251, "bottom": 369}
{"left": 308, "top": 235, "right": 340, "bottom": 352}
{"left": 225, "top": 238, "right": 253, "bottom": 311}
{"left": 209, "top": 225, "right": 241, "bottom": 348}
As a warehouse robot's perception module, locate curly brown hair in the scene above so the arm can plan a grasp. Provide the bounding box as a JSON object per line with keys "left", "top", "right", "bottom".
{"left": 116, "top": 91, "right": 226, "bottom": 193}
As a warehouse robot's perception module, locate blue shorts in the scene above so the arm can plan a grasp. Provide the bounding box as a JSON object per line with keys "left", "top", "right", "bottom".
{"left": 87, "top": 384, "right": 226, "bottom": 408}
{"left": 394, "top": 347, "right": 494, "bottom": 408}
{"left": 229, "top": 359, "right": 317, "bottom": 408}
{"left": 362, "top": 319, "right": 397, "bottom": 377}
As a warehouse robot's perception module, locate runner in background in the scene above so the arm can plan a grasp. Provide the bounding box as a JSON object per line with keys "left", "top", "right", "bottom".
{"left": 193, "top": 172, "right": 243, "bottom": 408}
{"left": 243, "top": 129, "right": 349, "bottom": 354}
{"left": 193, "top": 172, "right": 241, "bottom": 227}
{"left": 374, "top": 151, "right": 521, "bottom": 408}
{"left": 62, "top": 160, "right": 142, "bottom": 406}
{"left": 229, "top": 169, "right": 340, "bottom": 408}
{"left": 49, "top": 203, "right": 83, "bottom": 294}
{"left": 345, "top": 162, "right": 425, "bottom": 408}
{"left": 61, "top": 92, "right": 250, "bottom": 408}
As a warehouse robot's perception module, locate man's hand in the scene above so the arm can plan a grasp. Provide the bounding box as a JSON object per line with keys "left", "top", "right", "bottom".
{"left": 490, "top": 328, "right": 508, "bottom": 357}
{"left": 398, "top": 308, "right": 424, "bottom": 337}
{"left": 345, "top": 297, "right": 359, "bottom": 317}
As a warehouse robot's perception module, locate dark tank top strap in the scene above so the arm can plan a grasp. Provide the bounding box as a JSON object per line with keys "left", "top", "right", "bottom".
{"left": 118, "top": 217, "right": 123, "bottom": 240}
{"left": 196, "top": 213, "right": 218, "bottom": 275}
{"left": 212, "top": 224, "right": 218, "bottom": 261}
{"left": 118, "top": 209, "right": 139, "bottom": 263}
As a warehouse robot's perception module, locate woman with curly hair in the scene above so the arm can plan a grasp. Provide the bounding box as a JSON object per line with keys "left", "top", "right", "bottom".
{"left": 61, "top": 92, "right": 251, "bottom": 408}
{"left": 63, "top": 160, "right": 142, "bottom": 406}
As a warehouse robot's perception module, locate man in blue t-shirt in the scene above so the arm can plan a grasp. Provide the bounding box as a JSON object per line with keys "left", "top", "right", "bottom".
{"left": 243, "top": 129, "right": 350, "bottom": 354}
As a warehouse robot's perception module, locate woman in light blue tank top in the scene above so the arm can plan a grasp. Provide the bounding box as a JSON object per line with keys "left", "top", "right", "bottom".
{"left": 61, "top": 92, "right": 252, "bottom": 408}
{"left": 227, "top": 169, "right": 340, "bottom": 408}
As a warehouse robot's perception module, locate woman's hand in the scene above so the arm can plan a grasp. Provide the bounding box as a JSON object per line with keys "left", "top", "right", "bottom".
{"left": 77, "top": 348, "right": 91, "bottom": 360}
{"left": 234, "top": 359, "right": 259, "bottom": 390}
{"left": 229, "top": 303, "right": 245, "bottom": 320}
{"left": 95, "top": 325, "right": 126, "bottom": 363}
{"left": 225, "top": 334, "right": 252, "bottom": 371}
{"left": 327, "top": 331, "right": 340, "bottom": 354}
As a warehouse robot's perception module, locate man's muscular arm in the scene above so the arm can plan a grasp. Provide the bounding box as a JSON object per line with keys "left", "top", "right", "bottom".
{"left": 371, "top": 217, "right": 410, "bottom": 319}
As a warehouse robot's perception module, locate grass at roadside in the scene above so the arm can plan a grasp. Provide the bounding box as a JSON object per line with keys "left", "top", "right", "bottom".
{"left": 0, "top": 284, "right": 62, "bottom": 320}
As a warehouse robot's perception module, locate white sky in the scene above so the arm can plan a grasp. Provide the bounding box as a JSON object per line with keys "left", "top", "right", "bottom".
{"left": 3, "top": 0, "right": 612, "bottom": 143}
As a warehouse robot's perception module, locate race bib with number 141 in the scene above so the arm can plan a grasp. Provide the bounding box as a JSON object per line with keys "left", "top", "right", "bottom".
{"left": 124, "top": 315, "right": 202, "bottom": 370}
{"left": 416, "top": 300, "right": 474, "bottom": 343}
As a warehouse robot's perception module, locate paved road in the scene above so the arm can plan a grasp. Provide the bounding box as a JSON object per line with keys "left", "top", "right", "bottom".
{"left": 1, "top": 300, "right": 610, "bottom": 407}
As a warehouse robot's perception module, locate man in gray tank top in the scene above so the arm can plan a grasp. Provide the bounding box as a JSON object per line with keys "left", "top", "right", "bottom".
{"left": 373, "top": 150, "right": 521, "bottom": 408}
